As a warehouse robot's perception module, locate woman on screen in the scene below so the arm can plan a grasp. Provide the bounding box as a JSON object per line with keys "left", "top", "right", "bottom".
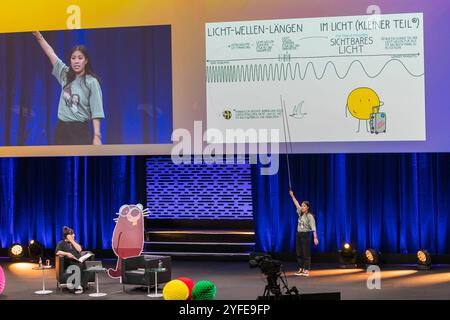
{"left": 289, "top": 190, "right": 318, "bottom": 277}
{"left": 33, "top": 31, "right": 104, "bottom": 145}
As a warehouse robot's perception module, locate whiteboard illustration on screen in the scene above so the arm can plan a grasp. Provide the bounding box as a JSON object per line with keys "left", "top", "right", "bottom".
{"left": 205, "top": 13, "right": 425, "bottom": 143}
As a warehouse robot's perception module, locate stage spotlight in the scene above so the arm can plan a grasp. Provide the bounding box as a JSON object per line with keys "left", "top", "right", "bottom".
{"left": 28, "top": 240, "right": 44, "bottom": 262}
{"left": 417, "top": 250, "right": 431, "bottom": 270}
{"left": 363, "top": 249, "right": 380, "bottom": 265}
{"left": 341, "top": 243, "right": 353, "bottom": 255}
{"left": 8, "top": 244, "right": 25, "bottom": 261}
{"left": 338, "top": 243, "right": 357, "bottom": 268}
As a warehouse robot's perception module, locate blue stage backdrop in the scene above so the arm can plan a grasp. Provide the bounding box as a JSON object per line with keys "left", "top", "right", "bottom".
{"left": 0, "top": 154, "right": 449, "bottom": 254}
{"left": 0, "top": 156, "right": 144, "bottom": 250}
{"left": 252, "top": 153, "right": 450, "bottom": 255}
{"left": 0, "top": 25, "right": 173, "bottom": 146}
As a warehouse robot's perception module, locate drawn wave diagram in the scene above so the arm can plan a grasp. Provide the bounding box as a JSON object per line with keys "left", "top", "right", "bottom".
{"left": 206, "top": 59, "right": 424, "bottom": 83}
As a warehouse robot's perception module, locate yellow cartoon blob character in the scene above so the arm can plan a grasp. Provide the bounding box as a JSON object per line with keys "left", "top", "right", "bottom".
{"left": 346, "top": 87, "right": 384, "bottom": 132}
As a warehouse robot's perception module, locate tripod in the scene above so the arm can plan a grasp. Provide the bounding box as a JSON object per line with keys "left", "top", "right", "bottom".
{"left": 262, "top": 271, "right": 298, "bottom": 298}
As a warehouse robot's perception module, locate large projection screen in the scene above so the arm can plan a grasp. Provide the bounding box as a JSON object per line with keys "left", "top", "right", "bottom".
{"left": 1, "top": 0, "right": 449, "bottom": 156}
{"left": 206, "top": 13, "right": 425, "bottom": 143}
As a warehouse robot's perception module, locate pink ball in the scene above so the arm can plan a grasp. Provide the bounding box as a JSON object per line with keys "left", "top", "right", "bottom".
{"left": 177, "top": 277, "right": 195, "bottom": 300}
{"left": 0, "top": 266, "right": 5, "bottom": 295}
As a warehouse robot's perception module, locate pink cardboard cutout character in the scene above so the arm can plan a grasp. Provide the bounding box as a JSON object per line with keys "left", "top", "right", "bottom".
{"left": 108, "top": 204, "right": 149, "bottom": 278}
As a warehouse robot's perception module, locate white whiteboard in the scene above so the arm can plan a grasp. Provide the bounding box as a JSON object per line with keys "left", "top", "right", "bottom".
{"left": 206, "top": 13, "right": 425, "bottom": 143}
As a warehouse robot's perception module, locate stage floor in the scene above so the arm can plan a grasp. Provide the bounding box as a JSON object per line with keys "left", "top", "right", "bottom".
{"left": 1, "top": 259, "right": 449, "bottom": 300}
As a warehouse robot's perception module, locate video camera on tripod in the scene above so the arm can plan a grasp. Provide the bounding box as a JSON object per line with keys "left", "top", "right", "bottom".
{"left": 249, "top": 253, "right": 282, "bottom": 276}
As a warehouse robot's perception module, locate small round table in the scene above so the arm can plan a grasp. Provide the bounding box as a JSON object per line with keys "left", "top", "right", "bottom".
{"left": 85, "top": 267, "right": 108, "bottom": 297}
{"left": 32, "top": 265, "right": 54, "bottom": 295}
{"left": 146, "top": 267, "right": 166, "bottom": 298}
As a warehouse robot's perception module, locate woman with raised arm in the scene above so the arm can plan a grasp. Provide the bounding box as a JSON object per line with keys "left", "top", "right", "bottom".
{"left": 289, "top": 190, "right": 318, "bottom": 277}
{"left": 32, "top": 31, "right": 104, "bottom": 145}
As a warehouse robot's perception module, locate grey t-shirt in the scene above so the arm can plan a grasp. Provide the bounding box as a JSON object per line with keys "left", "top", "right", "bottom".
{"left": 297, "top": 209, "right": 316, "bottom": 233}
{"left": 52, "top": 58, "right": 105, "bottom": 122}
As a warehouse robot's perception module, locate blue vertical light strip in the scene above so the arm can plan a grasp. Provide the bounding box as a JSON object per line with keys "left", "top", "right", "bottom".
{"left": 0, "top": 158, "right": 15, "bottom": 246}
{"left": 436, "top": 153, "right": 450, "bottom": 253}
{"left": 73, "top": 157, "right": 79, "bottom": 245}
{"left": 314, "top": 155, "right": 326, "bottom": 253}
{"left": 64, "top": 157, "right": 72, "bottom": 244}
{"left": 380, "top": 155, "right": 390, "bottom": 251}
{"left": 36, "top": 159, "right": 46, "bottom": 247}
{"left": 106, "top": 156, "right": 123, "bottom": 249}
{"left": 368, "top": 155, "right": 381, "bottom": 251}
{"left": 358, "top": 155, "right": 369, "bottom": 249}
{"left": 9, "top": 158, "right": 15, "bottom": 244}
{"left": 418, "top": 153, "right": 436, "bottom": 252}
{"left": 251, "top": 162, "right": 269, "bottom": 252}
{"left": 401, "top": 154, "right": 421, "bottom": 253}
{"left": 410, "top": 154, "right": 420, "bottom": 252}
{"left": 352, "top": 155, "right": 367, "bottom": 250}
{"left": 399, "top": 155, "right": 407, "bottom": 253}
{"left": 98, "top": 157, "right": 107, "bottom": 249}
{"left": 430, "top": 154, "right": 438, "bottom": 253}
{"left": 39, "top": 160, "right": 48, "bottom": 246}
{"left": 89, "top": 157, "right": 98, "bottom": 249}
{"left": 82, "top": 156, "right": 89, "bottom": 247}
{"left": 25, "top": 159, "right": 33, "bottom": 244}
{"left": 270, "top": 169, "right": 280, "bottom": 253}
{"left": 59, "top": 158, "right": 68, "bottom": 245}
{"left": 327, "top": 154, "right": 337, "bottom": 250}
{"left": 337, "top": 154, "right": 348, "bottom": 247}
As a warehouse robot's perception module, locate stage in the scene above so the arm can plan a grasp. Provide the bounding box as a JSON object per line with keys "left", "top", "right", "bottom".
{"left": 1, "top": 258, "right": 449, "bottom": 300}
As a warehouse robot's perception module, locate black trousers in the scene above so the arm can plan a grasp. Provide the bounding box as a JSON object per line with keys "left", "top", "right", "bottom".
{"left": 54, "top": 120, "right": 91, "bottom": 145}
{"left": 296, "top": 232, "right": 311, "bottom": 270}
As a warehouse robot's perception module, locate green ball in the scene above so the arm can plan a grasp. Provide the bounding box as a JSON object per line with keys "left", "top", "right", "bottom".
{"left": 192, "top": 280, "right": 216, "bottom": 300}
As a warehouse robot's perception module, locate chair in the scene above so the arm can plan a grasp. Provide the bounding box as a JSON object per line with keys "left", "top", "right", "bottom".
{"left": 55, "top": 251, "right": 96, "bottom": 291}
{"left": 121, "top": 255, "right": 172, "bottom": 292}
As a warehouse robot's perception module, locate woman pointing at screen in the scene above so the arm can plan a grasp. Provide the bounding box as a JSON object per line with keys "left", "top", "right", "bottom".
{"left": 289, "top": 190, "right": 318, "bottom": 277}
{"left": 33, "top": 31, "right": 105, "bottom": 145}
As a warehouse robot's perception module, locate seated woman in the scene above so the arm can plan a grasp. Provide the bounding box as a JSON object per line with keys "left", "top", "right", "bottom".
{"left": 55, "top": 226, "right": 88, "bottom": 294}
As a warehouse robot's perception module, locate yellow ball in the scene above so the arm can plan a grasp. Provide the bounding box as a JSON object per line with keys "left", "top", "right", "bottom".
{"left": 162, "top": 279, "right": 189, "bottom": 300}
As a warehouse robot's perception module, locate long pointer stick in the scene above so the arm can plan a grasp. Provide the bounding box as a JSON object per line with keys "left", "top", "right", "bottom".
{"left": 280, "top": 96, "right": 292, "bottom": 190}
{"left": 284, "top": 99, "right": 294, "bottom": 156}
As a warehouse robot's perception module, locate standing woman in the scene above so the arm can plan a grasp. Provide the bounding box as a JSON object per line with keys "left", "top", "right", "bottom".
{"left": 32, "top": 31, "right": 104, "bottom": 145}
{"left": 289, "top": 190, "right": 318, "bottom": 277}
